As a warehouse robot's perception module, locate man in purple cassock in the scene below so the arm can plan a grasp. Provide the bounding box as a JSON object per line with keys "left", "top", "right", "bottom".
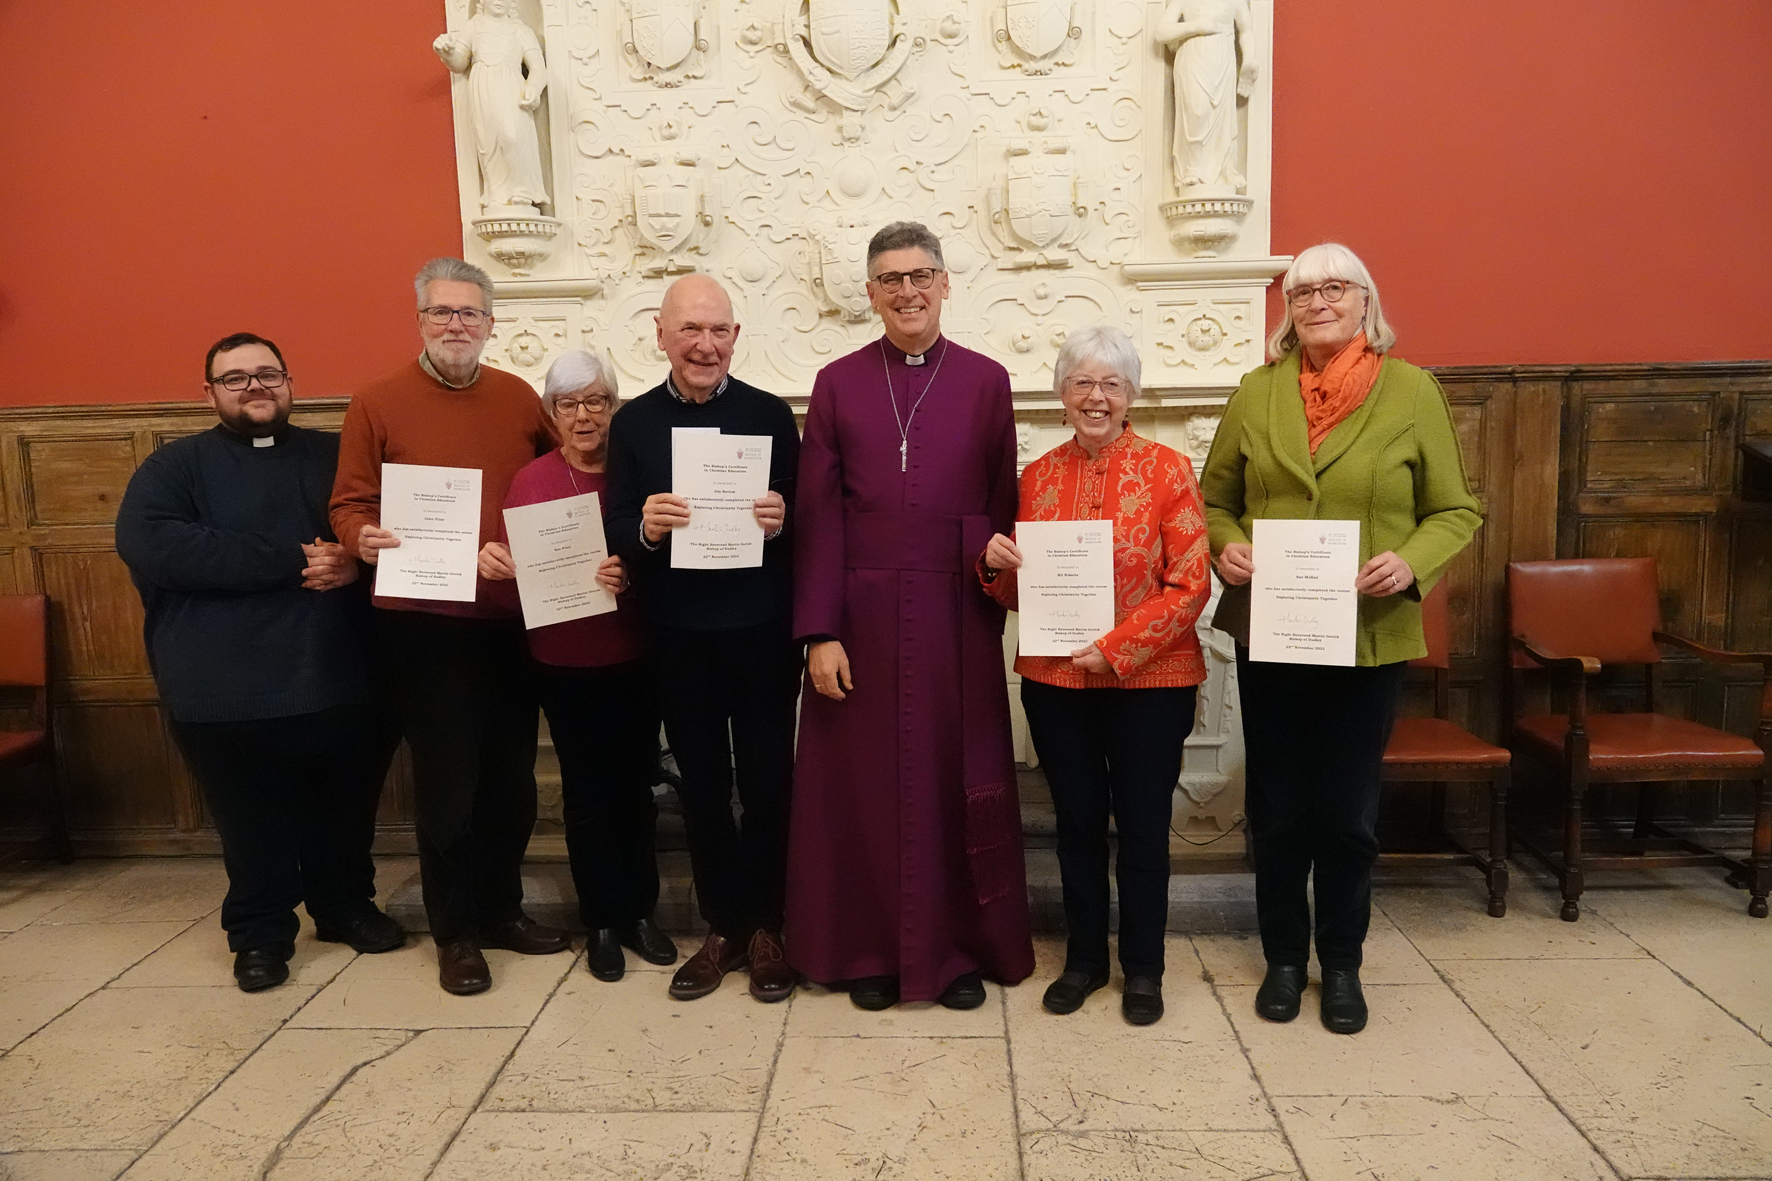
{"left": 785, "top": 221, "right": 1035, "bottom": 1010}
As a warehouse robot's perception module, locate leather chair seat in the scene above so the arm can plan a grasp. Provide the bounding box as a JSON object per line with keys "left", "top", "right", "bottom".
{"left": 0, "top": 729, "right": 47, "bottom": 770}
{"left": 1384, "top": 718, "right": 1511, "bottom": 767}
{"left": 1514, "top": 713, "right": 1763, "bottom": 772}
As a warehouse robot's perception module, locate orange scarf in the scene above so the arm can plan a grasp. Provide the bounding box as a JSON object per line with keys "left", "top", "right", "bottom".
{"left": 1299, "top": 333, "right": 1382, "bottom": 454}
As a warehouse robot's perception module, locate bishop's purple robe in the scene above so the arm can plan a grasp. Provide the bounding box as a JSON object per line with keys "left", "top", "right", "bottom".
{"left": 785, "top": 335, "right": 1035, "bottom": 1000}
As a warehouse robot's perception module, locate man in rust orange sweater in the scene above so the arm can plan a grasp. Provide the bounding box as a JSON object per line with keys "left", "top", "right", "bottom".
{"left": 330, "top": 257, "right": 566, "bottom": 996}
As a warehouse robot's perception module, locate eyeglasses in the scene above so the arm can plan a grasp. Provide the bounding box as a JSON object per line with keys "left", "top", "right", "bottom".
{"left": 1065, "top": 377, "right": 1129, "bottom": 396}
{"left": 1285, "top": 281, "right": 1364, "bottom": 308}
{"left": 869, "top": 268, "right": 943, "bottom": 292}
{"left": 673, "top": 323, "right": 736, "bottom": 342}
{"left": 552, "top": 394, "right": 613, "bottom": 416}
{"left": 420, "top": 305, "right": 491, "bottom": 328}
{"left": 210, "top": 369, "right": 289, "bottom": 392}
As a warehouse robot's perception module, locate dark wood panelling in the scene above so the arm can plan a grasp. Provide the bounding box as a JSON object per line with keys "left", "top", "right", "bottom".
{"left": 22, "top": 436, "right": 139, "bottom": 526}
{"left": 1728, "top": 517, "right": 1772, "bottom": 651}
{"left": 34, "top": 547, "right": 153, "bottom": 680}
{"left": 1575, "top": 517, "right": 1708, "bottom": 638}
{"left": 56, "top": 704, "right": 181, "bottom": 830}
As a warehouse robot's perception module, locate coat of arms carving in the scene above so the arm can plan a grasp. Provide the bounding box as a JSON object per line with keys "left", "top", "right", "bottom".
{"left": 781, "top": 0, "right": 916, "bottom": 124}
{"left": 630, "top": 149, "right": 714, "bottom": 275}
{"left": 993, "top": 0, "right": 1081, "bottom": 74}
{"left": 623, "top": 0, "right": 708, "bottom": 86}
{"left": 807, "top": 215, "right": 875, "bottom": 321}
{"left": 986, "top": 140, "right": 1087, "bottom": 268}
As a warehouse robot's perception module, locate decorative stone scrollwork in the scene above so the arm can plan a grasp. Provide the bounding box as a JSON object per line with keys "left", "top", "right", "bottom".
{"left": 473, "top": 215, "right": 562, "bottom": 276}
{"left": 992, "top": 0, "right": 1082, "bottom": 74}
{"left": 780, "top": 0, "right": 919, "bottom": 129}
{"left": 1153, "top": 298, "right": 1253, "bottom": 371}
{"left": 628, "top": 147, "right": 715, "bottom": 275}
{"left": 986, "top": 139, "right": 1088, "bottom": 269}
{"left": 622, "top": 0, "right": 709, "bottom": 86}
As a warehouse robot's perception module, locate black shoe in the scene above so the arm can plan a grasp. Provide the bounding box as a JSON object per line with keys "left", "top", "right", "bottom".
{"left": 233, "top": 944, "right": 293, "bottom": 993}
{"left": 1255, "top": 963, "right": 1306, "bottom": 1023}
{"left": 314, "top": 908, "right": 406, "bottom": 954}
{"left": 1319, "top": 968, "right": 1368, "bottom": 1034}
{"left": 1121, "top": 976, "right": 1164, "bottom": 1025}
{"left": 618, "top": 916, "right": 679, "bottom": 966}
{"left": 939, "top": 971, "right": 987, "bottom": 1010}
{"left": 850, "top": 975, "right": 900, "bottom": 1010}
{"left": 1041, "top": 969, "right": 1109, "bottom": 1015}
{"left": 589, "top": 929, "right": 626, "bottom": 982}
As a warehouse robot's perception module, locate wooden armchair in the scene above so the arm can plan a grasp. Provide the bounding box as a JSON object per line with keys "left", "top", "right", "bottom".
{"left": 1507, "top": 558, "right": 1769, "bottom": 921}
{"left": 1378, "top": 582, "right": 1511, "bottom": 916}
{"left": 0, "top": 594, "right": 72, "bottom": 865}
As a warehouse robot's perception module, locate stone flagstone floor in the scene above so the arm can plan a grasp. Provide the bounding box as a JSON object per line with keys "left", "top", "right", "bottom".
{"left": 1, "top": 855, "right": 1769, "bottom": 1180}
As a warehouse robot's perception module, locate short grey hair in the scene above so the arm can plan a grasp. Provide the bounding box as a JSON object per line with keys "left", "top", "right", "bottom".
{"left": 541, "top": 349, "right": 619, "bottom": 415}
{"left": 866, "top": 221, "right": 945, "bottom": 275}
{"left": 1266, "top": 242, "right": 1396, "bottom": 359}
{"left": 1053, "top": 325, "right": 1142, "bottom": 401}
{"left": 414, "top": 257, "right": 496, "bottom": 312}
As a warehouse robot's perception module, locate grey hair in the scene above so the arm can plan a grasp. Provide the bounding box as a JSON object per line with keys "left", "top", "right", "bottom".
{"left": 414, "top": 257, "right": 496, "bottom": 312}
{"left": 1266, "top": 242, "right": 1396, "bottom": 359}
{"left": 866, "top": 221, "right": 945, "bottom": 274}
{"left": 1053, "top": 325, "right": 1142, "bottom": 401}
{"left": 540, "top": 349, "right": 619, "bottom": 415}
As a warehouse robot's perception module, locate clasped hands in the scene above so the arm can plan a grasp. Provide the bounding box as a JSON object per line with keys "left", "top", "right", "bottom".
{"left": 982, "top": 533, "right": 1113, "bottom": 676}
{"left": 300, "top": 537, "right": 357, "bottom": 592}
{"left": 1215, "top": 542, "right": 1416, "bottom": 597}
{"left": 642, "top": 491, "right": 784, "bottom": 543}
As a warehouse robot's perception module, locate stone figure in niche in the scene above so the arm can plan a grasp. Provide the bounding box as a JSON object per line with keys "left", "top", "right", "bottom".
{"left": 435, "top": 0, "right": 550, "bottom": 214}
{"left": 1155, "top": 0, "right": 1256, "bottom": 195}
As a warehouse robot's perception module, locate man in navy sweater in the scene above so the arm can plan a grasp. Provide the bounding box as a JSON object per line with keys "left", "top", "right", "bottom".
{"left": 116, "top": 333, "right": 402, "bottom": 992}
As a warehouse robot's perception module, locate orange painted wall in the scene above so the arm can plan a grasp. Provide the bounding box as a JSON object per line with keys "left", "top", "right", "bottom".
{"left": 2, "top": 2, "right": 1768, "bottom": 407}
{"left": 0, "top": 2, "right": 462, "bottom": 407}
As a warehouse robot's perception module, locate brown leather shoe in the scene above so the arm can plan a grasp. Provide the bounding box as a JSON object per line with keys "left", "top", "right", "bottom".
{"left": 437, "top": 938, "right": 491, "bottom": 996}
{"left": 747, "top": 928, "right": 796, "bottom": 1003}
{"left": 479, "top": 914, "right": 572, "bottom": 955}
{"left": 668, "top": 931, "right": 746, "bottom": 1001}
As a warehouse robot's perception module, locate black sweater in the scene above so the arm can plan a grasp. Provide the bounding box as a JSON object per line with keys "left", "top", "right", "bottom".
{"left": 604, "top": 377, "right": 800, "bottom": 631}
{"left": 115, "top": 424, "right": 377, "bottom": 723}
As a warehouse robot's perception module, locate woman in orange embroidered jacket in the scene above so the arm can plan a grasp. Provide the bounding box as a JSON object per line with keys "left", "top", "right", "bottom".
{"left": 980, "top": 324, "right": 1211, "bottom": 1026}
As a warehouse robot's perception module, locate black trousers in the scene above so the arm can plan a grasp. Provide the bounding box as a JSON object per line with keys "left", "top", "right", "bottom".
{"left": 171, "top": 704, "right": 396, "bottom": 952}
{"left": 378, "top": 611, "right": 540, "bottom": 942}
{"left": 1236, "top": 649, "right": 1405, "bottom": 971}
{"left": 1022, "top": 680, "right": 1197, "bottom": 980}
{"left": 539, "top": 659, "right": 662, "bottom": 929}
{"left": 648, "top": 618, "right": 799, "bottom": 939}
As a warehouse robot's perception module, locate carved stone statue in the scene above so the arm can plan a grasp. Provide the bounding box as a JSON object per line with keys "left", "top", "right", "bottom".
{"left": 435, "top": 0, "right": 550, "bottom": 214}
{"left": 1155, "top": 0, "right": 1256, "bottom": 195}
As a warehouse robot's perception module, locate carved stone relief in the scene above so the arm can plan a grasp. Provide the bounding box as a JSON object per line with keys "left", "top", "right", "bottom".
{"left": 993, "top": 0, "right": 1082, "bottom": 74}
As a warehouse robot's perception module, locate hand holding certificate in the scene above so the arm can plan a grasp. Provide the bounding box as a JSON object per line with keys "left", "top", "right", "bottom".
{"left": 376, "top": 463, "right": 481, "bottom": 602}
{"left": 1016, "top": 520, "right": 1117, "bottom": 657}
{"left": 503, "top": 492, "right": 618, "bottom": 629}
{"left": 670, "top": 430, "right": 772, "bottom": 569}
{"left": 1249, "top": 518, "right": 1360, "bottom": 665}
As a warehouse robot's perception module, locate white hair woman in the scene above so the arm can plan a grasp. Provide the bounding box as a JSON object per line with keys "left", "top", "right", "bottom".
{"left": 980, "top": 324, "right": 1213, "bottom": 1026}
{"left": 478, "top": 349, "right": 679, "bottom": 982}
{"left": 1200, "top": 242, "right": 1481, "bottom": 1034}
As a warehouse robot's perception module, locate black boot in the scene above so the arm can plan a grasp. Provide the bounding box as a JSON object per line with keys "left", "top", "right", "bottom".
{"left": 1255, "top": 963, "right": 1306, "bottom": 1022}
{"left": 1319, "top": 968, "right": 1368, "bottom": 1034}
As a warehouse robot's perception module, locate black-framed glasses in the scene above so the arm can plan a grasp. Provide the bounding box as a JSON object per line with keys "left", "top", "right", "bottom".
{"left": 552, "top": 394, "right": 613, "bottom": 416}
{"left": 211, "top": 369, "right": 289, "bottom": 392}
{"left": 421, "top": 305, "right": 490, "bottom": 327}
{"left": 1285, "top": 281, "right": 1364, "bottom": 308}
{"left": 869, "top": 267, "right": 943, "bottom": 292}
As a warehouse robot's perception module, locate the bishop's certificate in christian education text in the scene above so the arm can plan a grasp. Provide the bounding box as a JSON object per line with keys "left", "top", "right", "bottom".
{"left": 670, "top": 430, "right": 772, "bottom": 569}
{"left": 375, "top": 463, "right": 481, "bottom": 602}
{"left": 1015, "top": 519, "right": 1117, "bottom": 657}
{"left": 1248, "top": 517, "right": 1360, "bottom": 666}
{"left": 503, "top": 491, "right": 618, "bottom": 629}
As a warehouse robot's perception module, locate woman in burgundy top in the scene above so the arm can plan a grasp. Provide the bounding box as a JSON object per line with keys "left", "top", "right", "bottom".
{"left": 479, "top": 351, "right": 678, "bottom": 981}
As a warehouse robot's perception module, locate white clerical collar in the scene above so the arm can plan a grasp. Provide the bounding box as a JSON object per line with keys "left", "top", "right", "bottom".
{"left": 905, "top": 351, "right": 926, "bottom": 366}
{"left": 252, "top": 435, "right": 275, "bottom": 448}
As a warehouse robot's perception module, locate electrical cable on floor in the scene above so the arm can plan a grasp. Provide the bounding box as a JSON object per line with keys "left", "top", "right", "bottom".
{"left": 1170, "top": 814, "right": 1246, "bottom": 847}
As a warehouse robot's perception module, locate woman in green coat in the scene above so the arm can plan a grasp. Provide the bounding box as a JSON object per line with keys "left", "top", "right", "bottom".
{"left": 1200, "top": 242, "right": 1481, "bottom": 1034}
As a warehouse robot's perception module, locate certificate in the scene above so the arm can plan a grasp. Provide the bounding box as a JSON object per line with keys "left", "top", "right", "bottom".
{"left": 503, "top": 492, "right": 617, "bottom": 629}
{"left": 375, "top": 463, "right": 480, "bottom": 602}
{"left": 671, "top": 431, "right": 772, "bottom": 569}
{"left": 1016, "top": 519, "right": 1117, "bottom": 657}
{"left": 1249, "top": 518, "right": 1360, "bottom": 666}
